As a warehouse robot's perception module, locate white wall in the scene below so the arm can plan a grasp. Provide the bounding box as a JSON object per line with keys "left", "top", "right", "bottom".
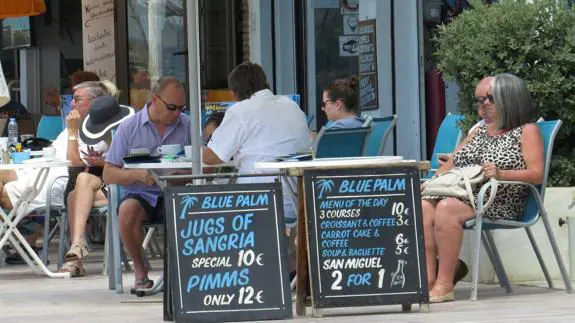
{"left": 393, "top": 0, "right": 425, "bottom": 160}
{"left": 359, "top": 0, "right": 395, "bottom": 155}
{"left": 248, "top": 0, "right": 274, "bottom": 86}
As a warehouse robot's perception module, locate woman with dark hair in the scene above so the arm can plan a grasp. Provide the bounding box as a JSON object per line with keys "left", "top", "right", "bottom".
{"left": 321, "top": 75, "right": 365, "bottom": 129}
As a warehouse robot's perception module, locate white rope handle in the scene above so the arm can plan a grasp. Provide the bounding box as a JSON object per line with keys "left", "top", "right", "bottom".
{"left": 460, "top": 168, "right": 498, "bottom": 212}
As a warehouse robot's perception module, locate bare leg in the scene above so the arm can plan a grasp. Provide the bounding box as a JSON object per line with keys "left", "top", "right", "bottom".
{"left": 431, "top": 197, "right": 474, "bottom": 297}
{"left": 0, "top": 184, "right": 11, "bottom": 209}
{"left": 69, "top": 173, "right": 107, "bottom": 245}
{"left": 118, "top": 199, "right": 148, "bottom": 281}
{"left": 422, "top": 199, "right": 438, "bottom": 290}
{"left": 67, "top": 191, "right": 76, "bottom": 239}
{"left": 0, "top": 170, "right": 17, "bottom": 184}
{"left": 0, "top": 170, "right": 18, "bottom": 209}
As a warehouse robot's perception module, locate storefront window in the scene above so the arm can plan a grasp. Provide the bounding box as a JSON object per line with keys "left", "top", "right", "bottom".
{"left": 0, "top": 49, "right": 18, "bottom": 102}
{"left": 309, "top": 0, "right": 359, "bottom": 127}
{"left": 127, "top": 0, "right": 186, "bottom": 109}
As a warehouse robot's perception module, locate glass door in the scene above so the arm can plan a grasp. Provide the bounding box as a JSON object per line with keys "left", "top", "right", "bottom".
{"left": 305, "top": 0, "right": 359, "bottom": 130}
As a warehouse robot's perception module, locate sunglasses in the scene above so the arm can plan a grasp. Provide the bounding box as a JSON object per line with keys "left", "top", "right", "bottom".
{"left": 154, "top": 92, "right": 187, "bottom": 112}
{"left": 475, "top": 94, "right": 494, "bottom": 105}
{"left": 73, "top": 95, "right": 91, "bottom": 102}
{"left": 321, "top": 99, "right": 337, "bottom": 109}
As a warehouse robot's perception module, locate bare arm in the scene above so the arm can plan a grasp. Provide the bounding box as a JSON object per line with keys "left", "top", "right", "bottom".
{"left": 202, "top": 147, "right": 224, "bottom": 165}
{"left": 66, "top": 110, "right": 85, "bottom": 167}
{"left": 498, "top": 124, "right": 544, "bottom": 184}
{"left": 103, "top": 163, "right": 155, "bottom": 186}
{"left": 435, "top": 128, "right": 479, "bottom": 176}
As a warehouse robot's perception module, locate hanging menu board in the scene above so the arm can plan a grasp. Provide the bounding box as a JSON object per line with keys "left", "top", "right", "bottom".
{"left": 165, "top": 183, "right": 292, "bottom": 323}
{"left": 303, "top": 167, "right": 428, "bottom": 309}
{"left": 82, "top": 0, "right": 116, "bottom": 81}
{"left": 358, "top": 19, "right": 378, "bottom": 111}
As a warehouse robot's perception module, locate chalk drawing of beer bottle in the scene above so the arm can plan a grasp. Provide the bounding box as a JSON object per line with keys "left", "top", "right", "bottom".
{"left": 390, "top": 259, "right": 407, "bottom": 288}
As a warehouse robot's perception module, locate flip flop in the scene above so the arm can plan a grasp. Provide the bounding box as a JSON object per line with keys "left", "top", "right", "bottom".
{"left": 59, "top": 260, "right": 86, "bottom": 277}
{"left": 65, "top": 243, "right": 89, "bottom": 262}
{"left": 130, "top": 277, "right": 154, "bottom": 295}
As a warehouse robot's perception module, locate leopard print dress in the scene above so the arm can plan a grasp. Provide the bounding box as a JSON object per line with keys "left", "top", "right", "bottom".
{"left": 428, "top": 124, "right": 528, "bottom": 220}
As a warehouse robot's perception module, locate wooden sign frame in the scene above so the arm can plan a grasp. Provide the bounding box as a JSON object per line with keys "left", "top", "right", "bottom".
{"left": 164, "top": 183, "right": 293, "bottom": 323}
{"left": 303, "top": 167, "right": 429, "bottom": 312}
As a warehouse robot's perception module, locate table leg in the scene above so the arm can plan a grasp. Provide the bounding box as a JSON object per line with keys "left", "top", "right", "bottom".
{"left": 296, "top": 177, "right": 309, "bottom": 316}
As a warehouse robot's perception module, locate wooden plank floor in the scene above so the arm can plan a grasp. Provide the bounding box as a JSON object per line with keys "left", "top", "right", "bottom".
{"left": 1, "top": 244, "right": 574, "bottom": 322}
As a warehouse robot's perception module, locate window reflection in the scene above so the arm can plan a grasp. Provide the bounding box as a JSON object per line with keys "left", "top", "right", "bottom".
{"left": 127, "top": 0, "right": 186, "bottom": 109}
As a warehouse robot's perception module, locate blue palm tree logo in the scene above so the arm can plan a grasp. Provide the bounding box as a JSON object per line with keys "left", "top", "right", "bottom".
{"left": 180, "top": 196, "right": 198, "bottom": 219}
{"left": 317, "top": 179, "right": 334, "bottom": 198}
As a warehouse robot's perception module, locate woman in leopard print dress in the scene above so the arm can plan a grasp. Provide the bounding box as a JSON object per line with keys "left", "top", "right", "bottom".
{"left": 422, "top": 74, "right": 545, "bottom": 303}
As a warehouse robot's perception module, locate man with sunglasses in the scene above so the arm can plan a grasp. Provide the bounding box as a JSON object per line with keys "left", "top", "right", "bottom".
{"left": 104, "top": 76, "right": 191, "bottom": 290}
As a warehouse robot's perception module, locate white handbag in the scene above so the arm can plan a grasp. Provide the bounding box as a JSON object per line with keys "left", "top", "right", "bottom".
{"left": 422, "top": 165, "right": 498, "bottom": 210}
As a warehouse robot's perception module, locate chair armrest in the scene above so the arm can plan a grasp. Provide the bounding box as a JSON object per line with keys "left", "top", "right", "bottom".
{"left": 476, "top": 180, "right": 543, "bottom": 215}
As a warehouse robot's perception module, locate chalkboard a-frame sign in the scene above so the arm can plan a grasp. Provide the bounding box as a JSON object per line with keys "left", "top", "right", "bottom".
{"left": 165, "top": 183, "right": 292, "bottom": 323}
{"left": 303, "top": 167, "right": 429, "bottom": 309}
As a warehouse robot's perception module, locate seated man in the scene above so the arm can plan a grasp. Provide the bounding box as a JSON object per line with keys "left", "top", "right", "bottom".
{"left": 103, "top": 76, "right": 190, "bottom": 289}
{"left": 202, "top": 62, "right": 312, "bottom": 274}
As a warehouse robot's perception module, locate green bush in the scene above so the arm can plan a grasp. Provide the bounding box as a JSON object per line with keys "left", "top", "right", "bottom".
{"left": 434, "top": 0, "right": 575, "bottom": 186}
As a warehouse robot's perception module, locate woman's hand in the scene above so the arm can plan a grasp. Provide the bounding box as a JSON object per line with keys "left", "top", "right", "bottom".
{"left": 66, "top": 110, "right": 81, "bottom": 133}
{"left": 483, "top": 162, "right": 501, "bottom": 180}
{"left": 86, "top": 154, "right": 104, "bottom": 167}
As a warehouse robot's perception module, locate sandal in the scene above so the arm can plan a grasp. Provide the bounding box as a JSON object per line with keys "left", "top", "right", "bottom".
{"left": 130, "top": 277, "right": 154, "bottom": 295}
{"left": 59, "top": 260, "right": 86, "bottom": 277}
{"left": 65, "top": 243, "right": 89, "bottom": 262}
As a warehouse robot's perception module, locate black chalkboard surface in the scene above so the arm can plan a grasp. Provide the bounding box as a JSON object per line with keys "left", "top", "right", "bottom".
{"left": 303, "top": 167, "right": 428, "bottom": 309}
{"left": 164, "top": 183, "right": 292, "bottom": 323}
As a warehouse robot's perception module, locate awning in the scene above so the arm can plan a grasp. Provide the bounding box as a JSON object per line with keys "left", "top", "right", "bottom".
{"left": 0, "top": 0, "right": 46, "bottom": 19}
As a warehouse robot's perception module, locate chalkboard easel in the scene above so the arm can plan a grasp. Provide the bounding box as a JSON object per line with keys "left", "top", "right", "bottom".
{"left": 303, "top": 166, "right": 429, "bottom": 315}
{"left": 164, "top": 183, "right": 293, "bottom": 323}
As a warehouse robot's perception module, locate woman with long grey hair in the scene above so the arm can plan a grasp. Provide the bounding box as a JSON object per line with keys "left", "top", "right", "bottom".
{"left": 421, "top": 73, "right": 544, "bottom": 302}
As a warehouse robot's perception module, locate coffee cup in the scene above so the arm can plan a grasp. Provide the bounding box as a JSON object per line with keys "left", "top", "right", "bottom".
{"left": 43, "top": 147, "right": 56, "bottom": 160}
{"left": 184, "top": 145, "right": 193, "bottom": 158}
{"left": 157, "top": 144, "right": 181, "bottom": 156}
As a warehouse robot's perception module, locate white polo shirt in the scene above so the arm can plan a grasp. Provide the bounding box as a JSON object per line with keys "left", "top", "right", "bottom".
{"left": 208, "top": 89, "right": 312, "bottom": 174}
{"left": 208, "top": 89, "right": 312, "bottom": 221}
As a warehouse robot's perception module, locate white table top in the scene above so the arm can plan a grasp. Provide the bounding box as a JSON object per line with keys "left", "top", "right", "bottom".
{"left": 0, "top": 160, "right": 70, "bottom": 170}
{"left": 124, "top": 161, "right": 233, "bottom": 169}
{"left": 254, "top": 156, "right": 410, "bottom": 170}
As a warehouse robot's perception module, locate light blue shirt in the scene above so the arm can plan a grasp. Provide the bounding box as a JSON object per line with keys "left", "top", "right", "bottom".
{"left": 326, "top": 116, "right": 365, "bottom": 129}
{"left": 105, "top": 105, "right": 191, "bottom": 206}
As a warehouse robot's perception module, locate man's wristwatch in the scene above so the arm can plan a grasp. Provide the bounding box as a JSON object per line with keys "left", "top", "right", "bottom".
{"left": 68, "top": 136, "right": 77, "bottom": 141}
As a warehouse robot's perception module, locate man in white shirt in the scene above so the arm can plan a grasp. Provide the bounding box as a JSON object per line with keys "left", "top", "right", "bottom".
{"left": 203, "top": 61, "right": 312, "bottom": 214}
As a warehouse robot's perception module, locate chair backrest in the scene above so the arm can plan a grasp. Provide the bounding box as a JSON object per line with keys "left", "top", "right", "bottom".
{"left": 37, "top": 115, "right": 64, "bottom": 140}
{"left": 363, "top": 115, "right": 398, "bottom": 156}
{"left": 520, "top": 120, "right": 562, "bottom": 224}
{"left": 313, "top": 126, "right": 370, "bottom": 158}
{"left": 430, "top": 113, "right": 464, "bottom": 171}
{"left": 306, "top": 114, "right": 315, "bottom": 127}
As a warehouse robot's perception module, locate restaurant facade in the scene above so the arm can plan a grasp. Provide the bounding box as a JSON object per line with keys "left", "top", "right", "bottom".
{"left": 3, "top": 0, "right": 430, "bottom": 160}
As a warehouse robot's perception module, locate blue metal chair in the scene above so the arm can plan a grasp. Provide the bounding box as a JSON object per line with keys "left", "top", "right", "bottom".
{"left": 426, "top": 113, "right": 465, "bottom": 178}
{"left": 37, "top": 115, "right": 64, "bottom": 140}
{"left": 465, "top": 120, "right": 573, "bottom": 300}
{"left": 363, "top": 115, "right": 398, "bottom": 156}
{"left": 313, "top": 126, "right": 371, "bottom": 158}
